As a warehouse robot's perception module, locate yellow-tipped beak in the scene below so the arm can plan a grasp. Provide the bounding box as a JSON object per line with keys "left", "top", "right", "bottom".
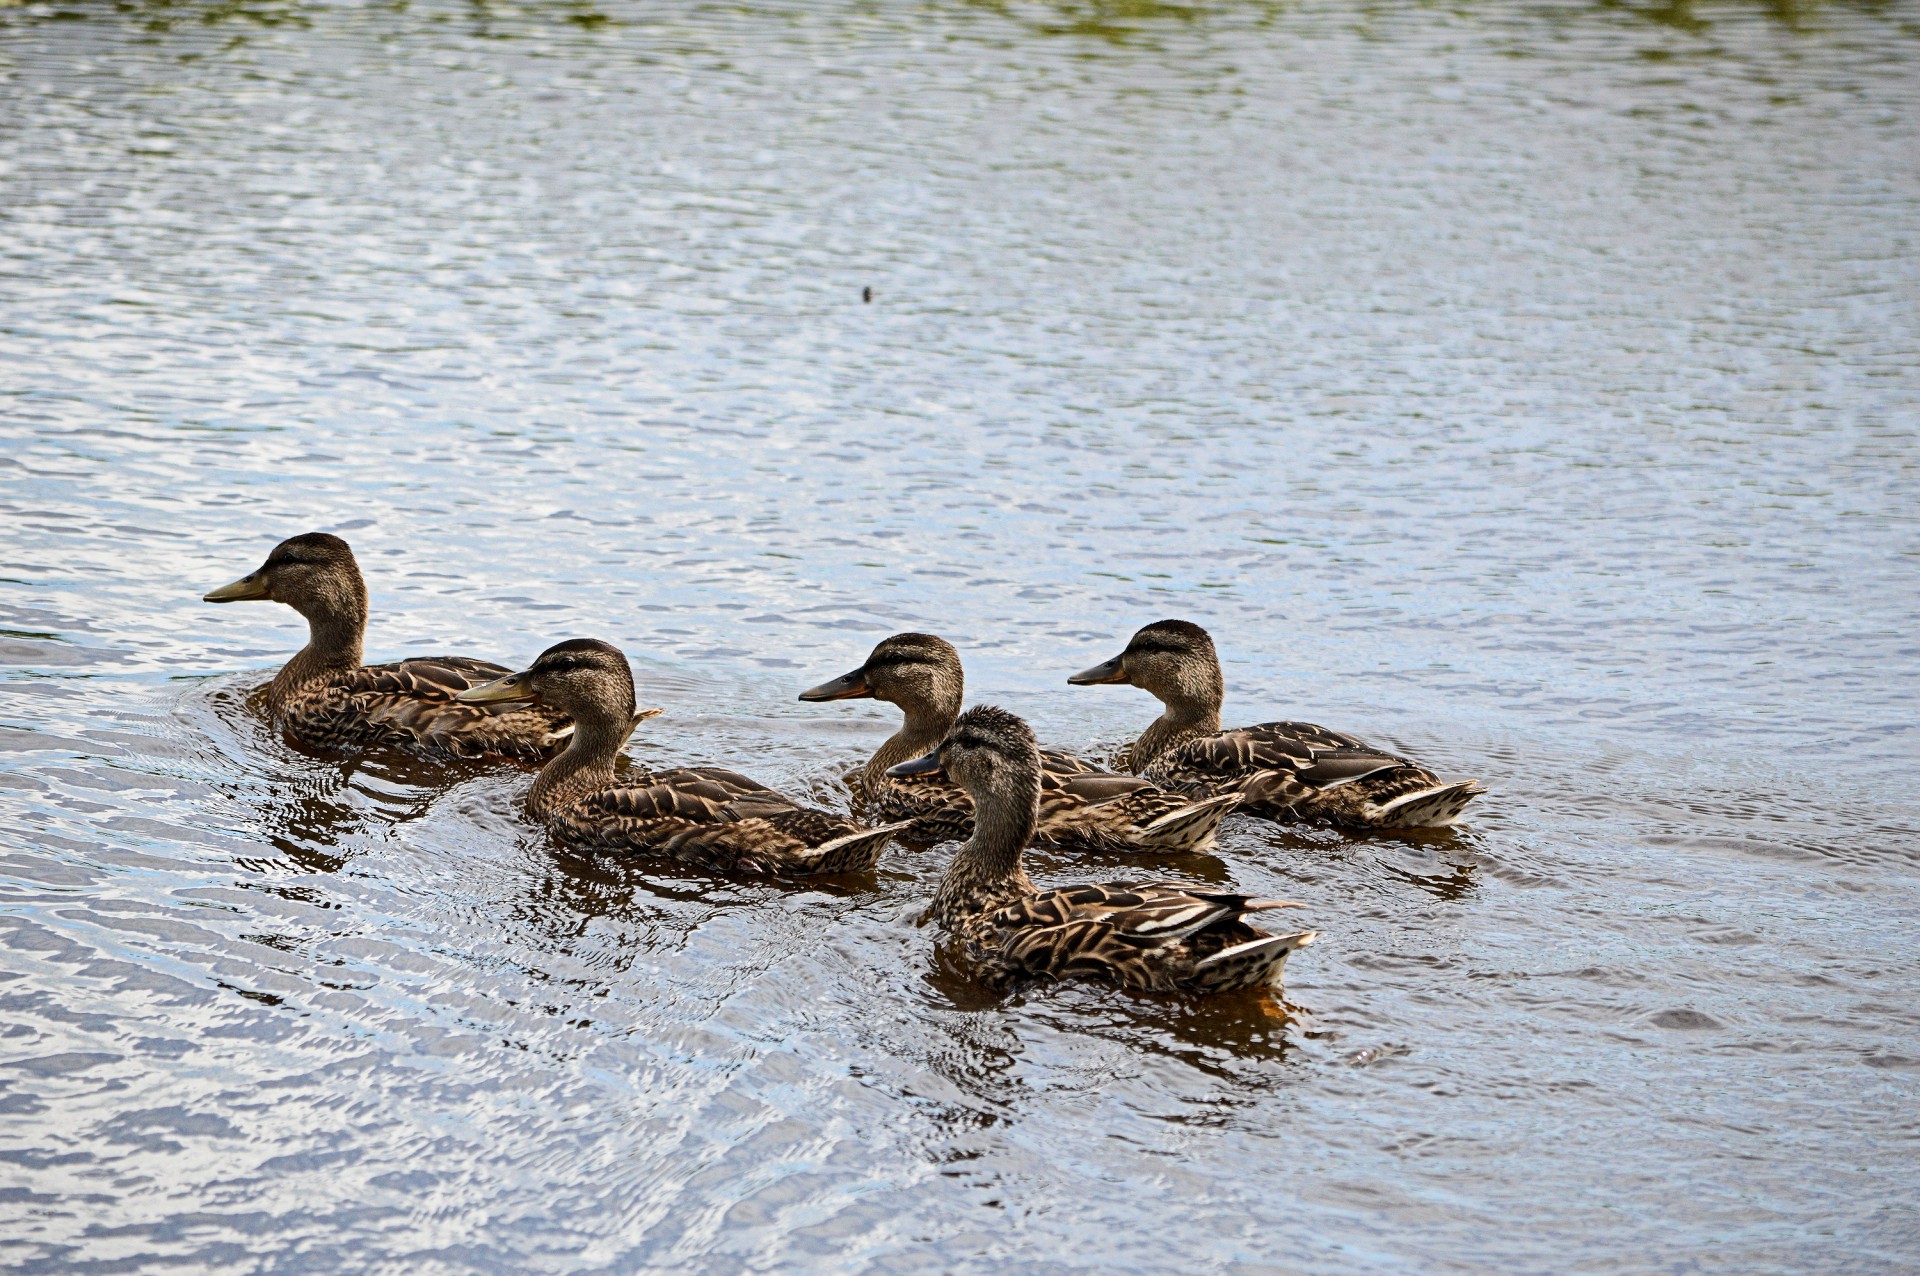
{"left": 457, "top": 671, "right": 536, "bottom": 705}
{"left": 204, "top": 572, "right": 270, "bottom": 603}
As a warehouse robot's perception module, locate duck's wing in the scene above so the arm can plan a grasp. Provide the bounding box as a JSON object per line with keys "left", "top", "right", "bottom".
{"left": 982, "top": 881, "right": 1301, "bottom": 986}
{"left": 1243, "top": 720, "right": 1391, "bottom": 758}
{"left": 576, "top": 776, "right": 898, "bottom": 874}
{"left": 581, "top": 779, "right": 735, "bottom": 826}
{"left": 339, "top": 657, "right": 571, "bottom": 759}
{"left": 1045, "top": 771, "right": 1156, "bottom": 804}
{"left": 1165, "top": 725, "right": 1482, "bottom": 828}
{"left": 1153, "top": 722, "right": 1406, "bottom": 785}
{"left": 1012, "top": 880, "right": 1295, "bottom": 936}
{"left": 351, "top": 655, "right": 512, "bottom": 699}
{"left": 1038, "top": 748, "right": 1105, "bottom": 777}
{"left": 873, "top": 771, "right": 975, "bottom": 841}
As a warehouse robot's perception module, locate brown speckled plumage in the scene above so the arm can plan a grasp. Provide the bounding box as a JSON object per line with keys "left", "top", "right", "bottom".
{"left": 205, "top": 533, "right": 570, "bottom": 761}
{"left": 1069, "top": 620, "right": 1484, "bottom": 829}
{"left": 900, "top": 706, "right": 1316, "bottom": 996}
{"left": 800, "top": 633, "right": 1239, "bottom": 853}
{"left": 466, "top": 639, "right": 903, "bottom": 877}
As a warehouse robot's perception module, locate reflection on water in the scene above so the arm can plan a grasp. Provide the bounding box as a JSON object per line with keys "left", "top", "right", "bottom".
{"left": 2, "top": 0, "right": 1918, "bottom": 1268}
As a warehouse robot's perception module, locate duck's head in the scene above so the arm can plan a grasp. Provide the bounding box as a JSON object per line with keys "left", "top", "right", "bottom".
{"left": 799, "top": 632, "right": 963, "bottom": 717}
{"left": 887, "top": 704, "right": 1040, "bottom": 805}
{"left": 1068, "top": 619, "right": 1222, "bottom": 708}
{"left": 458, "top": 638, "right": 659, "bottom": 731}
{"left": 204, "top": 532, "right": 366, "bottom": 620}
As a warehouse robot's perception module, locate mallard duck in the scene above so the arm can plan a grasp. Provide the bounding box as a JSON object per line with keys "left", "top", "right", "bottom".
{"left": 889, "top": 705, "right": 1316, "bottom": 995}
{"left": 799, "top": 633, "right": 1240, "bottom": 852}
{"left": 458, "top": 639, "right": 905, "bottom": 876}
{"left": 203, "top": 532, "right": 571, "bottom": 761}
{"left": 1069, "top": 620, "right": 1484, "bottom": 829}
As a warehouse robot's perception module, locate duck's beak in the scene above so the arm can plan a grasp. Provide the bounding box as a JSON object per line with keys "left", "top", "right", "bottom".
{"left": 798, "top": 667, "right": 872, "bottom": 702}
{"left": 629, "top": 708, "right": 665, "bottom": 730}
{"left": 1067, "top": 654, "right": 1128, "bottom": 686}
{"left": 203, "top": 571, "right": 270, "bottom": 603}
{"left": 457, "top": 670, "right": 536, "bottom": 705}
{"left": 886, "top": 750, "right": 943, "bottom": 778}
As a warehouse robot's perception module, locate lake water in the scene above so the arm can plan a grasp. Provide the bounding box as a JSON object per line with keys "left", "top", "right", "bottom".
{"left": 3, "top": 0, "right": 1917, "bottom": 1269}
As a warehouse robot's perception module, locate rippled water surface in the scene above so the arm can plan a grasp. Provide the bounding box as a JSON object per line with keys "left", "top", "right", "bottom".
{"left": 4, "top": 0, "right": 1919, "bottom": 1268}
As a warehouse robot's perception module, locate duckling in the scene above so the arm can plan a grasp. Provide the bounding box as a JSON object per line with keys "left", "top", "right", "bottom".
{"left": 459, "top": 639, "right": 904, "bottom": 876}
{"left": 800, "top": 633, "right": 1239, "bottom": 852}
{"left": 890, "top": 705, "right": 1316, "bottom": 995}
{"left": 1069, "top": 620, "right": 1484, "bottom": 829}
{"left": 203, "top": 533, "right": 570, "bottom": 761}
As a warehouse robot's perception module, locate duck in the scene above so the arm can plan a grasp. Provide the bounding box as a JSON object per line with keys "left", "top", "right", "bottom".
{"left": 1068, "top": 620, "right": 1484, "bottom": 829}
{"left": 889, "top": 705, "right": 1317, "bottom": 995}
{"left": 799, "top": 633, "right": 1240, "bottom": 852}
{"left": 203, "top": 532, "right": 571, "bottom": 761}
{"left": 458, "top": 639, "right": 905, "bottom": 876}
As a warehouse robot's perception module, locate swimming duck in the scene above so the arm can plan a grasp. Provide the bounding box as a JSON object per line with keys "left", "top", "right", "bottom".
{"left": 459, "top": 639, "right": 904, "bottom": 876}
{"left": 1069, "top": 620, "right": 1484, "bottom": 829}
{"left": 799, "top": 633, "right": 1239, "bottom": 853}
{"left": 203, "top": 533, "right": 571, "bottom": 761}
{"left": 890, "top": 705, "right": 1316, "bottom": 995}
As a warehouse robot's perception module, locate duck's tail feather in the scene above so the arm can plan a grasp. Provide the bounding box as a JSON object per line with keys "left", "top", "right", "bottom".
{"left": 798, "top": 820, "right": 911, "bottom": 874}
{"left": 1375, "top": 779, "right": 1485, "bottom": 829}
{"left": 1193, "top": 929, "right": 1318, "bottom": 986}
{"left": 1135, "top": 792, "right": 1243, "bottom": 852}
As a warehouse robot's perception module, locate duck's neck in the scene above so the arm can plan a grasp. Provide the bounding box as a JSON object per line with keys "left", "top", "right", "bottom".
{"left": 530, "top": 708, "right": 632, "bottom": 818}
{"left": 1129, "top": 694, "right": 1222, "bottom": 773}
{"left": 929, "top": 773, "right": 1038, "bottom": 930}
{"left": 269, "top": 607, "right": 366, "bottom": 715}
{"left": 863, "top": 696, "right": 960, "bottom": 794}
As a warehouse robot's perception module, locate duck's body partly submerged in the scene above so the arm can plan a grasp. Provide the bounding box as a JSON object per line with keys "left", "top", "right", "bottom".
{"left": 893, "top": 705, "right": 1316, "bottom": 996}
{"left": 801, "top": 633, "right": 1239, "bottom": 854}
{"left": 461, "top": 639, "right": 903, "bottom": 877}
{"left": 205, "top": 533, "right": 570, "bottom": 761}
{"left": 1071, "top": 621, "right": 1484, "bottom": 830}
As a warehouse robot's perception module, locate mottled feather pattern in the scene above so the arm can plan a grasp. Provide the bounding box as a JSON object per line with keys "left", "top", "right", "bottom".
{"left": 960, "top": 880, "right": 1313, "bottom": 995}
{"left": 560, "top": 769, "right": 892, "bottom": 876}
{"left": 279, "top": 657, "right": 570, "bottom": 760}
{"left": 1143, "top": 720, "right": 1477, "bottom": 828}
{"left": 870, "top": 751, "right": 1234, "bottom": 853}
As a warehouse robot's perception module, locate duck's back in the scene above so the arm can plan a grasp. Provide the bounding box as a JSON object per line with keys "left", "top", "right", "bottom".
{"left": 1145, "top": 719, "right": 1394, "bottom": 787}
{"left": 968, "top": 879, "right": 1310, "bottom": 994}
{"left": 565, "top": 766, "right": 886, "bottom": 873}
{"left": 282, "top": 656, "right": 571, "bottom": 760}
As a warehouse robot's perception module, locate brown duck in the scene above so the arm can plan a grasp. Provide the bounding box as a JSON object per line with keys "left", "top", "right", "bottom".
{"left": 891, "top": 705, "right": 1317, "bottom": 995}
{"left": 203, "top": 533, "right": 570, "bottom": 760}
{"left": 1069, "top": 620, "right": 1484, "bottom": 829}
{"left": 459, "top": 639, "right": 905, "bottom": 876}
{"left": 800, "top": 633, "right": 1239, "bottom": 852}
